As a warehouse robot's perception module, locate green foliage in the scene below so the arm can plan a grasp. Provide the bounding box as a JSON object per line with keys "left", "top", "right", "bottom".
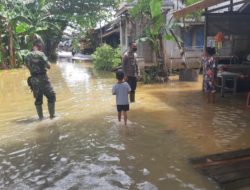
{"left": 150, "top": 0, "right": 162, "bottom": 18}
{"left": 92, "top": 44, "right": 121, "bottom": 71}
{"left": 0, "top": 51, "right": 2, "bottom": 64}
{"left": 184, "top": 0, "right": 202, "bottom": 20}
{"left": 49, "top": 0, "right": 119, "bottom": 29}
{"left": 72, "top": 38, "right": 80, "bottom": 52}
{"left": 185, "top": 0, "right": 200, "bottom": 6}
{"left": 15, "top": 22, "right": 31, "bottom": 34}
{"left": 141, "top": 67, "right": 158, "bottom": 84}
{"left": 0, "top": 0, "right": 118, "bottom": 69}
{"left": 130, "top": 0, "right": 176, "bottom": 56}
{"left": 16, "top": 49, "right": 30, "bottom": 67}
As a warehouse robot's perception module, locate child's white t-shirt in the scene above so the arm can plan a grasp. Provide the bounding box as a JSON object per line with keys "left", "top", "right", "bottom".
{"left": 112, "top": 82, "right": 131, "bottom": 105}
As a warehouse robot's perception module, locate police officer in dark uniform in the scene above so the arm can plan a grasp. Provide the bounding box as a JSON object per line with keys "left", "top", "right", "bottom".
{"left": 122, "top": 41, "right": 140, "bottom": 102}
{"left": 25, "top": 39, "right": 56, "bottom": 120}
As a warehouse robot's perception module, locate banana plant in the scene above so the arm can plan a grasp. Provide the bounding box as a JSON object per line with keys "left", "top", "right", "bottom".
{"left": 0, "top": 0, "right": 119, "bottom": 68}
{"left": 130, "top": 0, "right": 186, "bottom": 67}
{"left": 130, "top": 0, "right": 165, "bottom": 64}
{"left": 0, "top": 0, "right": 67, "bottom": 67}
{"left": 0, "top": 0, "right": 43, "bottom": 67}
{"left": 0, "top": 1, "right": 30, "bottom": 68}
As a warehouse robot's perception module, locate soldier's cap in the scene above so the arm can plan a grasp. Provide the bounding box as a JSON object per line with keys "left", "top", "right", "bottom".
{"left": 33, "top": 39, "right": 44, "bottom": 48}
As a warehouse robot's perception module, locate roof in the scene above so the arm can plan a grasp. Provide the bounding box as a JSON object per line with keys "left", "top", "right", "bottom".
{"left": 239, "top": 2, "right": 250, "bottom": 13}
{"left": 115, "top": 2, "right": 136, "bottom": 17}
{"left": 101, "top": 28, "right": 120, "bottom": 38}
{"left": 172, "top": 0, "right": 248, "bottom": 19}
{"left": 172, "top": 0, "right": 226, "bottom": 19}
{"left": 115, "top": 0, "right": 174, "bottom": 17}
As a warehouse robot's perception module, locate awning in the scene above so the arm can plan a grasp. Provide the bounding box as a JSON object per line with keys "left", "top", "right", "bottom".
{"left": 172, "top": 0, "right": 227, "bottom": 19}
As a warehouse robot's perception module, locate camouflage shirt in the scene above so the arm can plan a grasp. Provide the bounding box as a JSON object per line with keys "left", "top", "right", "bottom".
{"left": 25, "top": 50, "right": 50, "bottom": 76}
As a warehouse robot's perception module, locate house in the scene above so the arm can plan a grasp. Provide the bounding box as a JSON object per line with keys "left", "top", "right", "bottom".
{"left": 163, "top": 18, "right": 205, "bottom": 70}
{"left": 115, "top": 0, "right": 205, "bottom": 71}
{"left": 94, "top": 20, "right": 120, "bottom": 48}
{"left": 116, "top": 1, "right": 174, "bottom": 68}
{"left": 172, "top": 0, "right": 250, "bottom": 61}
{"left": 173, "top": 0, "right": 250, "bottom": 91}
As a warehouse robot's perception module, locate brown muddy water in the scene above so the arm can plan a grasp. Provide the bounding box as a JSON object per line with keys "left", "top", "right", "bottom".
{"left": 0, "top": 59, "right": 250, "bottom": 190}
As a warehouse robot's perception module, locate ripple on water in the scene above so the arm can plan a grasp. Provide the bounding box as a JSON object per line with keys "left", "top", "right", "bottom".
{"left": 108, "top": 144, "right": 125, "bottom": 151}
{"left": 160, "top": 173, "right": 206, "bottom": 190}
{"left": 137, "top": 181, "right": 158, "bottom": 190}
{"left": 98, "top": 153, "right": 120, "bottom": 162}
{"left": 42, "top": 163, "right": 132, "bottom": 190}
{"left": 107, "top": 172, "right": 132, "bottom": 189}
{"left": 140, "top": 168, "right": 150, "bottom": 176}
{"left": 82, "top": 176, "right": 127, "bottom": 190}
{"left": 5, "top": 183, "right": 31, "bottom": 190}
{"left": 211, "top": 107, "right": 248, "bottom": 147}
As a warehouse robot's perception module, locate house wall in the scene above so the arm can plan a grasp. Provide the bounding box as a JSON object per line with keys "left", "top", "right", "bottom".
{"left": 163, "top": 25, "right": 204, "bottom": 70}
{"left": 102, "top": 33, "right": 120, "bottom": 48}
{"left": 120, "top": 18, "right": 127, "bottom": 54}
{"left": 206, "top": 13, "right": 250, "bottom": 60}
{"left": 119, "top": 17, "right": 154, "bottom": 68}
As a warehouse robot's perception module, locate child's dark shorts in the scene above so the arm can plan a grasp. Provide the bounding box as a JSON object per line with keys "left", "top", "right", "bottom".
{"left": 117, "top": 104, "right": 129, "bottom": 112}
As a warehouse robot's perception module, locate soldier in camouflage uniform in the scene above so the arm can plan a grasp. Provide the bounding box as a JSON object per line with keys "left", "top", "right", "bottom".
{"left": 25, "top": 39, "right": 56, "bottom": 120}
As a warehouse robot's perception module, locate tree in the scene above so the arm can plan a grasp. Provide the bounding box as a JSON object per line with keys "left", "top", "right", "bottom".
{"left": 184, "top": 0, "right": 200, "bottom": 6}
{"left": 0, "top": 0, "right": 31, "bottom": 68}
{"left": 49, "top": 0, "right": 119, "bottom": 29}
{"left": 0, "top": 0, "right": 118, "bottom": 68}
{"left": 0, "top": 0, "right": 64, "bottom": 67}
{"left": 129, "top": 0, "right": 182, "bottom": 71}
{"left": 129, "top": 0, "right": 165, "bottom": 63}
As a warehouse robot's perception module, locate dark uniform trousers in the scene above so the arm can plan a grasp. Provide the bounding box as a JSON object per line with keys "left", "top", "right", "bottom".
{"left": 31, "top": 75, "right": 56, "bottom": 106}
{"left": 127, "top": 76, "right": 137, "bottom": 102}
{"left": 127, "top": 76, "right": 137, "bottom": 92}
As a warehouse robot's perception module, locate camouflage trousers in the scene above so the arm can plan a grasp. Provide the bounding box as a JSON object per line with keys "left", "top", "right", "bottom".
{"left": 29, "top": 75, "right": 56, "bottom": 106}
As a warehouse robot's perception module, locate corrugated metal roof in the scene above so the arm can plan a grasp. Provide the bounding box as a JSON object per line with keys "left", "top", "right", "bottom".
{"left": 172, "top": 0, "right": 248, "bottom": 19}
{"left": 172, "top": 0, "right": 227, "bottom": 18}
{"left": 116, "top": 0, "right": 175, "bottom": 17}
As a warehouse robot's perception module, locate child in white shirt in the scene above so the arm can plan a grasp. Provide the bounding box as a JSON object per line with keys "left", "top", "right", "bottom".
{"left": 112, "top": 70, "right": 131, "bottom": 125}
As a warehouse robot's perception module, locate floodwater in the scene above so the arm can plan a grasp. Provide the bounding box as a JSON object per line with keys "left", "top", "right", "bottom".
{"left": 0, "top": 59, "right": 250, "bottom": 190}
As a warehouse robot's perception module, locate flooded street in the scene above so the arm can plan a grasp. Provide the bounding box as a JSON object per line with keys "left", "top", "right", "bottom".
{"left": 0, "top": 60, "right": 250, "bottom": 190}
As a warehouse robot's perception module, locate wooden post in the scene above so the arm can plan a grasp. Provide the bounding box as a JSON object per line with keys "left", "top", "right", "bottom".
{"left": 8, "top": 24, "right": 16, "bottom": 68}
{"left": 229, "top": 0, "right": 234, "bottom": 12}
{"left": 204, "top": 8, "right": 208, "bottom": 50}
{"left": 99, "top": 22, "right": 103, "bottom": 44}
{"left": 0, "top": 31, "right": 6, "bottom": 67}
{"left": 229, "top": 0, "right": 233, "bottom": 55}
{"left": 247, "top": 92, "right": 250, "bottom": 108}
{"left": 202, "top": 8, "right": 208, "bottom": 92}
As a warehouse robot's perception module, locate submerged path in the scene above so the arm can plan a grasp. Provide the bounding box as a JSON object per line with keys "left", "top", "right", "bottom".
{"left": 0, "top": 60, "right": 250, "bottom": 190}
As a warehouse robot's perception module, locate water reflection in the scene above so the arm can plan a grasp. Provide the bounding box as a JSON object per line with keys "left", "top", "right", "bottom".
{"left": 0, "top": 60, "right": 250, "bottom": 189}
{"left": 57, "top": 61, "right": 90, "bottom": 90}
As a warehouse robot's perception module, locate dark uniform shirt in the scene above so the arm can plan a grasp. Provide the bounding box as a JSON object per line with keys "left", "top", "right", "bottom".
{"left": 122, "top": 51, "right": 139, "bottom": 77}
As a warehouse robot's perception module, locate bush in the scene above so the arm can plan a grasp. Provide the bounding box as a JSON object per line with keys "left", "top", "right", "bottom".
{"left": 142, "top": 65, "right": 169, "bottom": 84}
{"left": 142, "top": 66, "right": 158, "bottom": 84}
{"left": 92, "top": 44, "right": 121, "bottom": 71}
